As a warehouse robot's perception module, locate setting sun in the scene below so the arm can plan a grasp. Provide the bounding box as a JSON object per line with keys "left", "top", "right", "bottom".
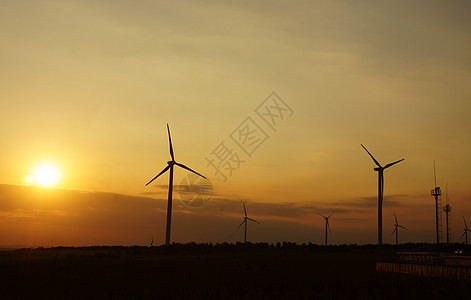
{"left": 26, "top": 162, "right": 62, "bottom": 188}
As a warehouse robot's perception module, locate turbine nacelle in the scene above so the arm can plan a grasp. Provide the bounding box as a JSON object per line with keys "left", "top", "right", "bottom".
{"left": 316, "top": 212, "right": 334, "bottom": 220}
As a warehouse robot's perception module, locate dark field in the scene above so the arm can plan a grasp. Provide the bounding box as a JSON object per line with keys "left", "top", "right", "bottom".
{"left": 0, "top": 243, "right": 469, "bottom": 299}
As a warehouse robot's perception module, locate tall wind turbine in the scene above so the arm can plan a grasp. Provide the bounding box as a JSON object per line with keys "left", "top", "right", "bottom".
{"left": 237, "top": 203, "right": 259, "bottom": 243}
{"left": 316, "top": 212, "right": 334, "bottom": 246}
{"left": 461, "top": 217, "right": 471, "bottom": 245}
{"left": 146, "top": 124, "right": 206, "bottom": 245}
{"left": 361, "top": 144, "right": 404, "bottom": 245}
{"left": 392, "top": 212, "right": 407, "bottom": 245}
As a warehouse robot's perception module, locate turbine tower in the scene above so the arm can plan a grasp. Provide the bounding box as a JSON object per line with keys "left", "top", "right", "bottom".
{"left": 361, "top": 144, "right": 404, "bottom": 245}
{"left": 462, "top": 217, "right": 471, "bottom": 245}
{"left": 237, "top": 203, "right": 259, "bottom": 243}
{"left": 392, "top": 212, "right": 407, "bottom": 245}
{"left": 146, "top": 124, "right": 206, "bottom": 245}
{"left": 316, "top": 212, "right": 334, "bottom": 246}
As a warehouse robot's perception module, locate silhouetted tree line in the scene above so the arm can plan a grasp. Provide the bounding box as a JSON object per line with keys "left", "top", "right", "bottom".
{"left": 12, "top": 242, "right": 471, "bottom": 257}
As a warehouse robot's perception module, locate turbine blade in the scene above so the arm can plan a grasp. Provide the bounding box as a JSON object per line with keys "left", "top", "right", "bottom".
{"left": 243, "top": 203, "right": 247, "bottom": 218}
{"left": 392, "top": 228, "right": 397, "bottom": 235}
{"left": 247, "top": 218, "right": 260, "bottom": 224}
{"left": 384, "top": 158, "right": 405, "bottom": 169}
{"left": 145, "top": 165, "right": 170, "bottom": 186}
{"left": 175, "top": 162, "right": 207, "bottom": 179}
{"left": 316, "top": 212, "right": 327, "bottom": 218}
{"left": 327, "top": 220, "right": 331, "bottom": 233}
{"left": 398, "top": 225, "right": 407, "bottom": 230}
{"left": 237, "top": 220, "right": 246, "bottom": 228}
{"left": 394, "top": 212, "right": 398, "bottom": 224}
{"left": 361, "top": 144, "right": 382, "bottom": 168}
{"left": 167, "top": 124, "right": 175, "bottom": 161}
{"left": 327, "top": 212, "right": 335, "bottom": 219}
{"left": 464, "top": 217, "right": 468, "bottom": 229}
{"left": 461, "top": 231, "right": 466, "bottom": 239}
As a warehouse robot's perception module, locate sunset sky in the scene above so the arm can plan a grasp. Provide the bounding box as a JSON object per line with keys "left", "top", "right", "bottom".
{"left": 1, "top": 0, "right": 470, "bottom": 246}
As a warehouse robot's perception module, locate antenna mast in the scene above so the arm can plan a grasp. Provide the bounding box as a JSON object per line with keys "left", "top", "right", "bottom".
{"left": 431, "top": 161, "right": 441, "bottom": 264}
{"left": 443, "top": 184, "right": 451, "bottom": 244}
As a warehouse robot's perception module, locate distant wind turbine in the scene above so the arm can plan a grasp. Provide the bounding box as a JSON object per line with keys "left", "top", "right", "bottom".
{"left": 392, "top": 212, "right": 407, "bottom": 245}
{"left": 316, "top": 212, "right": 334, "bottom": 246}
{"left": 361, "top": 144, "right": 404, "bottom": 245}
{"left": 461, "top": 217, "right": 471, "bottom": 245}
{"left": 237, "top": 203, "right": 259, "bottom": 243}
{"left": 146, "top": 124, "right": 206, "bottom": 245}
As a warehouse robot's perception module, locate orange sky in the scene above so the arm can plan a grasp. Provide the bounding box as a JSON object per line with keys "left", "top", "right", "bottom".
{"left": 1, "top": 1, "right": 470, "bottom": 246}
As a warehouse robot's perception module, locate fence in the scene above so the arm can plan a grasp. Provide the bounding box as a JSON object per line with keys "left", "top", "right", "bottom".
{"left": 377, "top": 262, "right": 471, "bottom": 281}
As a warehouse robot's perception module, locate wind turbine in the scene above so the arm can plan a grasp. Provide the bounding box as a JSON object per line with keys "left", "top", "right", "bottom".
{"left": 392, "top": 212, "right": 407, "bottom": 245}
{"left": 361, "top": 144, "right": 404, "bottom": 245}
{"left": 316, "top": 212, "right": 334, "bottom": 246}
{"left": 237, "top": 203, "right": 259, "bottom": 243}
{"left": 461, "top": 217, "right": 471, "bottom": 245}
{"left": 146, "top": 124, "right": 206, "bottom": 245}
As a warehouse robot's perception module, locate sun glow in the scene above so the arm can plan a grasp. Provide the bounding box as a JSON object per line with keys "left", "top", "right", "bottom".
{"left": 26, "top": 162, "right": 62, "bottom": 188}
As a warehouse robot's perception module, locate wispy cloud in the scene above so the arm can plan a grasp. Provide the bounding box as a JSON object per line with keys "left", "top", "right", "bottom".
{"left": 332, "top": 194, "right": 412, "bottom": 209}
{"left": 0, "top": 185, "right": 458, "bottom": 246}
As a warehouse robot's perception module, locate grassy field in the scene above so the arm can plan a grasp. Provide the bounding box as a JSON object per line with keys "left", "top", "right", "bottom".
{"left": 0, "top": 243, "right": 469, "bottom": 299}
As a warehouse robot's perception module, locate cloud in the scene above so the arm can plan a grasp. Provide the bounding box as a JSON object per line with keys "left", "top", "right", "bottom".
{"left": 332, "top": 194, "right": 411, "bottom": 209}
{"left": 0, "top": 184, "right": 166, "bottom": 228}
{"left": 0, "top": 184, "right": 451, "bottom": 246}
{"left": 0, "top": 184, "right": 327, "bottom": 229}
{"left": 0, "top": 184, "right": 320, "bottom": 245}
{"left": 0, "top": 184, "right": 328, "bottom": 244}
